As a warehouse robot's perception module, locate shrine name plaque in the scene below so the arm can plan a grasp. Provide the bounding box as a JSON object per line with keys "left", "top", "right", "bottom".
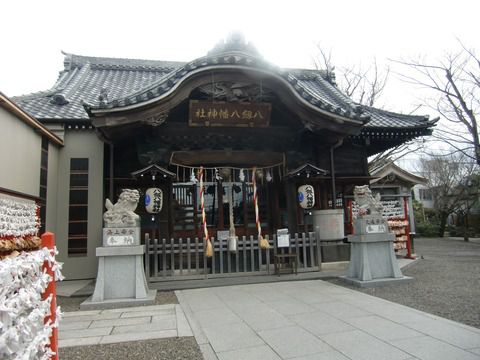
{"left": 189, "top": 100, "right": 270, "bottom": 128}
{"left": 365, "top": 224, "right": 388, "bottom": 234}
{"left": 102, "top": 227, "right": 140, "bottom": 246}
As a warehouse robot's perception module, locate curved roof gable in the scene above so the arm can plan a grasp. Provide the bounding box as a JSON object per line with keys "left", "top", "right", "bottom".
{"left": 362, "top": 106, "right": 438, "bottom": 129}
{"left": 370, "top": 162, "right": 427, "bottom": 186}
{"left": 85, "top": 35, "right": 368, "bottom": 126}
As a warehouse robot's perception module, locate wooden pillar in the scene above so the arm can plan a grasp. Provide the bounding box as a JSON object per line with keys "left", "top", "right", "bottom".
{"left": 284, "top": 180, "right": 298, "bottom": 234}
{"left": 321, "top": 183, "right": 328, "bottom": 209}
{"left": 271, "top": 180, "right": 281, "bottom": 231}
{"left": 167, "top": 179, "right": 173, "bottom": 239}
{"left": 193, "top": 183, "right": 198, "bottom": 235}
{"left": 330, "top": 146, "right": 337, "bottom": 209}
{"left": 217, "top": 181, "right": 224, "bottom": 230}
{"left": 109, "top": 143, "right": 114, "bottom": 202}
{"left": 242, "top": 182, "right": 248, "bottom": 235}
{"left": 314, "top": 181, "right": 321, "bottom": 210}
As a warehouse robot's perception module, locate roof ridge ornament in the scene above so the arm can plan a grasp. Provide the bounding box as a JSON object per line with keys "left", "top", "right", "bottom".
{"left": 143, "top": 111, "right": 169, "bottom": 127}
{"left": 50, "top": 63, "right": 91, "bottom": 106}
{"left": 208, "top": 32, "right": 262, "bottom": 58}
{"left": 98, "top": 88, "right": 109, "bottom": 105}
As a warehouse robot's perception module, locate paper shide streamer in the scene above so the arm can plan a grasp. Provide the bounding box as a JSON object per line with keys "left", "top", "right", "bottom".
{"left": 0, "top": 195, "right": 64, "bottom": 359}
{"left": 0, "top": 247, "right": 64, "bottom": 359}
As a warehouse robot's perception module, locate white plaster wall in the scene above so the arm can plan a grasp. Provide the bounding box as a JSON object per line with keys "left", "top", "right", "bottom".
{"left": 0, "top": 107, "right": 41, "bottom": 197}
{"left": 45, "top": 143, "right": 59, "bottom": 233}
{"left": 413, "top": 184, "right": 434, "bottom": 210}
{"left": 55, "top": 130, "right": 104, "bottom": 280}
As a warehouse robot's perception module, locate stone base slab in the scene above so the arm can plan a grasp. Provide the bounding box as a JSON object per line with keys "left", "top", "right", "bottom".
{"left": 89, "top": 245, "right": 152, "bottom": 308}
{"left": 340, "top": 275, "right": 414, "bottom": 288}
{"left": 80, "top": 289, "right": 157, "bottom": 310}
{"left": 347, "top": 237, "right": 404, "bottom": 281}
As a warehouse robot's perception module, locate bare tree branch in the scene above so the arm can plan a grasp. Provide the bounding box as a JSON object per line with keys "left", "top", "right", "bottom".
{"left": 394, "top": 40, "right": 480, "bottom": 165}
{"left": 312, "top": 46, "right": 423, "bottom": 167}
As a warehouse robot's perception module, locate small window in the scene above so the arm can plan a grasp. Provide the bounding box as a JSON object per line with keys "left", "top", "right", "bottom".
{"left": 38, "top": 137, "right": 49, "bottom": 233}
{"left": 70, "top": 158, "right": 89, "bottom": 171}
{"left": 68, "top": 206, "right": 88, "bottom": 221}
{"left": 68, "top": 158, "right": 89, "bottom": 256}
{"left": 69, "top": 189, "right": 88, "bottom": 205}
{"left": 70, "top": 173, "right": 89, "bottom": 187}
{"left": 419, "top": 189, "right": 433, "bottom": 201}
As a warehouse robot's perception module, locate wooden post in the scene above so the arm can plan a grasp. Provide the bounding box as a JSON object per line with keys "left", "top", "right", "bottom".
{"left": 347, "top": 199, "right": 354, "bottom": 234}
{"left": 167, "top": 180, "right": 174, "bottom": 240}
{"left": 41, "top": 232, "right": 58, "bottom": 360}
{"left": 403, "top": 197, "right": 415, "bottom": 259}
{"left": 284, "top": 180, "right": 298, "bottom": 234}
{"left": 330, "top": 146, "right": 337, "bottom": 209}
{"left": 217, "top": 180, "right": 224, "bottom": 230}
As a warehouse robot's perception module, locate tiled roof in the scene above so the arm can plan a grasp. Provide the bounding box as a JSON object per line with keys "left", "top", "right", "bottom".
{"left": 79, "top": 48, "right": 365, "bottom": 122}
{"left": 362, "top": 106, "right": 436, "bottom": 129}
{"left": 63, "top": 52, "right": 186, "bottom": 71}
{"left": 14, "top": 53, "right": 179, "bottom": 120}
{"left": 370, "top": 162, "right": 427, "bottom": 186}
{"left": 12, "top": 36, "right": 435, "bottom": 133}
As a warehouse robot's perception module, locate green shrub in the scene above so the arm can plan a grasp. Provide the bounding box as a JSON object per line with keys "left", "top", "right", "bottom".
{"left": 416, "top": 222, "right": 440, "bottom": 237}
{"left": 449, "top": 226, "right": 476, "bottom": 237}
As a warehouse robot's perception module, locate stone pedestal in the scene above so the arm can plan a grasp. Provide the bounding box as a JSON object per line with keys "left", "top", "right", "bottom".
{"left": 80, "top": 227, "right": 156, "bottom": 310}
{"left": 341, "top": 216, "right": 413, "bottom": 287}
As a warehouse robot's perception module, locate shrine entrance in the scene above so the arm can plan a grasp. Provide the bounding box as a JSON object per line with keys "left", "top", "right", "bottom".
{"left": 165, "top": 150, "right": 286, "bottom": 240}
{"left": 171, "top": 180, "right": 263, "bottom": 238}
{"left": 136, "top": 162, "right": 333, "bottom": 282}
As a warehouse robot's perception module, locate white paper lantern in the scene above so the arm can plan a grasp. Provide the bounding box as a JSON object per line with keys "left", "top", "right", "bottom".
{"left": 145, "top": 188, "right": 163, "bottom": 213}
{"left": 298, "top": 185, "right": 315, "bottom": 209}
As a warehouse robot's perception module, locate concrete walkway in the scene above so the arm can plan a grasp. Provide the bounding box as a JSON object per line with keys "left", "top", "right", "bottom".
{"left": 58, "top": 304, "right": 192, "bottom": 348}
{"left": 177, "top": 280, "right": 480, "bottom": 360}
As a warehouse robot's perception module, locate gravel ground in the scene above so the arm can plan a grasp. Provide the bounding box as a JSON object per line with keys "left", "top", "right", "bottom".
{"left": 57, "top": 290, "right": 178, "bottom": 312}
{"left": 329, "top": 237, "right": 480, "bottom": 329}
{"left": 59, "top": 337, "right": 201, "bottom": 360}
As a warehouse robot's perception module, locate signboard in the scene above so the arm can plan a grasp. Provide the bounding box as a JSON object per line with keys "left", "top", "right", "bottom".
{"left": 277, "top": 228, "right": 290, "bottom": 248}
{"left": 351, "top": 199, "right": 405, "bottom": 220}
{"left": 103, "top": 227, "right": 139, "bottom": 246}
{"left": 217, "top": 230, "right": 230, "bottom": 241}
{"left": 105, "top": 235, "right": 135, "bottom": 246}
{"left": 381, "top": 200, "right": 405, "bottom": 218}
{"left": 189, "top": 100, "right": 271, "bottom": 128}
{"left": 366, "top": 224, "right": 388, "bottom": 234}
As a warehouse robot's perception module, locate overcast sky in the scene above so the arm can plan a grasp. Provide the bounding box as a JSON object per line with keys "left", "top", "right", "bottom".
{"left": 1, "top": 0, "right": 479, "bottom": 116}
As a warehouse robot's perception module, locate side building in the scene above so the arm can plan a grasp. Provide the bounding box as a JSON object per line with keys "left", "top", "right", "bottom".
{"left": 0, "top": 91, "right": 63, "bottom": 239}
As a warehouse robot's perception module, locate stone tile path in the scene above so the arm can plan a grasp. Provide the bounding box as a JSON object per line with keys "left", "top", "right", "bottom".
{"left": 58, "top": 278, "right": 480, "bottom": 359}
{"left": 58, "top": 304, "right": 192, "bottom": 348}
{"left": 177, "top": 280, "right": 480, "bottom": 360}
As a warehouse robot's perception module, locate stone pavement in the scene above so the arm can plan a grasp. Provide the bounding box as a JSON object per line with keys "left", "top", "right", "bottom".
{"left": 177, "top": 280, "right": 480, "bottom": 360}
{"left": 58, "top": 304, "right": 192, "bottom": 348}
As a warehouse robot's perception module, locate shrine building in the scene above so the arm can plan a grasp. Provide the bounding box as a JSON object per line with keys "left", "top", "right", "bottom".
{"left": 12, "top": 34, "right": 436, "bottom": 280}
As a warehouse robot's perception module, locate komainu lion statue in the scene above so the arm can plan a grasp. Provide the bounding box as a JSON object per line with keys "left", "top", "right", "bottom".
{"left": 353, "top": 185, "right": 383, "bottom": 216}
{"left": 103, "top": 189, "right": 140, "bottom": 227}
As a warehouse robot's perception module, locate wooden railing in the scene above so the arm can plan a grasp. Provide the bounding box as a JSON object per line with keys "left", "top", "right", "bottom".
{"left": 144, "top": 233, "right": 320, "bottom": 282}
